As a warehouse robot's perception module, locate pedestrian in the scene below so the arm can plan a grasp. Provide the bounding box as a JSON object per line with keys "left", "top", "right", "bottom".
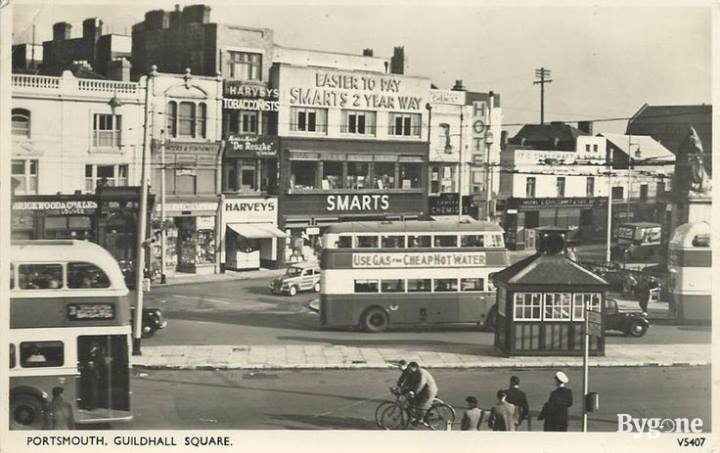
{"left": 505, "top": 376, "right": 529, "bottom": 429}
{"left": 566, "top": 246, "right": 578, "bottom": 262}
{"left": 488, "top": 390, "right": 517, "bottom": 431}
{"left": 461, "top": 396, "right": 484, "bottom": 431}
{"left": 538, "top": 371, "right": 573, "bottom": 431}
{"left": 636, "top": 276, "right": 651, "bottom": 313}
{"left": 49, "top": 387, "right": 75, "bottom": 430}
{"left": 406, "top": 362, "right": 439, "bottom": 426}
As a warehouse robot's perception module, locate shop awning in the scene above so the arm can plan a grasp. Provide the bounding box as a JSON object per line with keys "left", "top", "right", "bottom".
{"left": 228, "top": 223, "right": 287, "bottom": 239}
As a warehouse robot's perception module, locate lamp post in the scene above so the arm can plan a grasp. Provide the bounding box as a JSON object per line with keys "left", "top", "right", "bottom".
{"left": 458, "top": 113, "right": 464, "bottom": 222}
{"left": 160, "top": 128, "right": 167, "bottom": 284}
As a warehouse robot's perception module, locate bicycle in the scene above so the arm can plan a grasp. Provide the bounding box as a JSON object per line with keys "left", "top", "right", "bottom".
{"left": 378, "top": 387, "right": 455, "bottom": 430}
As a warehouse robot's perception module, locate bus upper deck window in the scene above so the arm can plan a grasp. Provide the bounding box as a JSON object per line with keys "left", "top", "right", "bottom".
{"left": 18, "top": 263, "right": 63, "bottom": 290}
{"left": 489, "top": 234, "right": 504, "bottom": 248}
{"left": 461, "top": 235, "right": 485, "bottom": 247}
{"left": 408, "top": 235, "right": 431, "bottom": 248}
{"left": 356, "top": 236, "right": 378, "bottom": 248}
{"left": 337, "top": 236, "right": 353, "bottom": 248}
{"left": 381, "top": 235, "right": 405, "bottom": 248}
{"left": 67, "top": 262, "right": 111, "bottom": 288}
{"left": 434, "top": 235, "right": 458, "bottom": 247}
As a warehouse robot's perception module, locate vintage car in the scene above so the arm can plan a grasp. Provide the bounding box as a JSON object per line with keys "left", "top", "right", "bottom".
{"left": 604, "top": 298, "right": 650, "bottom": 337}
{"left": 130, "top": 307, "right": 168, "bottom": 338}
{"left": 270, "top": 262, "right": 321, "bottom": 296}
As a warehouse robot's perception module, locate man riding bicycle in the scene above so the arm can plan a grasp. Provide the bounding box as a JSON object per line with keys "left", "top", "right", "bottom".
{"left": 404, "top": 362, "right": 438, "bottom": 425}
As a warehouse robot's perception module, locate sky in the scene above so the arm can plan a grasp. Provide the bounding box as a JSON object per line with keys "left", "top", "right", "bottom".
{"left": 11, "top": 1, "right": 713, "bottom": 135}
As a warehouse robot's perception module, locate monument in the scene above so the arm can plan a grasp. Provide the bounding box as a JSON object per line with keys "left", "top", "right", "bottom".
{"left": 670, "top": 126, "right": 711, "bottom": 228}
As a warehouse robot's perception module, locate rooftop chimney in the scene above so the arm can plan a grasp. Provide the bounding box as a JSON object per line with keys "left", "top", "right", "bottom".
{"left": 53, "top": 22, "right": 72, "bottom": 41}
{"left": 451, "top": 80, "right": 466, "bottom": 91}
{"left": 577, "top": 121, "right": 593, "bottom": 135}
{"left": 362, "top": 48, "right": 373, "bottom": 57}
{"left": 82, "top": 18, "right": 103, "bottom": 41}
{"left": 390, "top": 46, "right": 405, "bottom": 75}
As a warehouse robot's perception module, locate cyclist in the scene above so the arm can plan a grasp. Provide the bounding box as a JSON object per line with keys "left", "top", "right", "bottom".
{"left": 405, "top": 362, "right": 438, "bottom": 425}
{"left": 395, "top": 360, "right": 413, "bottom": 393}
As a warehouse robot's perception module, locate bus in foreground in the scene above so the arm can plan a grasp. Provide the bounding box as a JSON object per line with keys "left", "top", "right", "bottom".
{"left": 319, "top": 220, "right": 510, "bottom": 332}
{"left": 9, "top": 240, "right": 132, "bottom": 429}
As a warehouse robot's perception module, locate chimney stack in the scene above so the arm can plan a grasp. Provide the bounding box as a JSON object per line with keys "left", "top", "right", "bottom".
{"left": 82, "top": 18, "right": 103, "bottom": 41}
{"left": 390, "top": 46, "right": 405, "bottom": 75}
{"left": 53, "top": 22, "right": 72, "bottom": 41}
{"left": 362, "top": 48, "right": 374, "bottom": 57}
{"left": 451, "top": 80, "right": 466, "bottom": 91}
{"left": 577, "top": 121, "right": 593, "bottom": 135}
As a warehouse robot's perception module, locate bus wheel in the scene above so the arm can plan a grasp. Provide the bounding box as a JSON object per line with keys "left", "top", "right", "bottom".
{"left": 361, "top": 307, "right": 389, "bottom": 332}
{"left": 10, "top": 394, "right": 47, "bottom": 430}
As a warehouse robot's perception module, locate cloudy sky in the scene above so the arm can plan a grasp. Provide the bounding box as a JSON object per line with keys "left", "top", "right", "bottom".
{"left": 12, "top": 1, "right": 712, "bottom": 134}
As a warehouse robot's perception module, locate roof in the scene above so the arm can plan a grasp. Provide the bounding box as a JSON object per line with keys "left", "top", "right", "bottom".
{"left": 324, "top": 220, "right": 504, "bottom": 234}
{"left": 492, "top": 253, "right": 609, "bottom": 287}
{"left": 600, "top": 133, "right": 675, "bottom": 161}
{"left": 509, "top": 122, "right": 588, "bottom": 150}
{"left": 629, "top": 104, "right": 712, "bottom": 124}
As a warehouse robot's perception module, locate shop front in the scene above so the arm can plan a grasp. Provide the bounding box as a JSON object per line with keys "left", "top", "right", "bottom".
{"left": 428, "top": 192, "right": 476, "bottom": 220}
{"left": 220, "top": 196, "right": 283, "bottom": 270}
{"left": 501, "top": 197, "right": 608, "bottom": 250}
{"left": 222, "top": 135, "right": 278, "bottom": 194}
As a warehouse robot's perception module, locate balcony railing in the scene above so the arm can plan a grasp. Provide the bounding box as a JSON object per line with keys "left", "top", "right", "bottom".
{"left": 12, "top": 74, "right": 60, "bottom": 89}
{"left": 12, "top": 74, "right": 139, "bottom": 97}
{"left": 93, "top": 130, "right": 121, "bottom": 148}
{"left": 78, "top": 79, "right": 137, "bottom": 94}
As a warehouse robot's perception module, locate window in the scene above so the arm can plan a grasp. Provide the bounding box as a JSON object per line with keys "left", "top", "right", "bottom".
{"left": 461, "top": 235, "right": 485, "bottom": 247}
{"left": 178, "top": 102, "right": 195, "bottom": 137}
{"left": 356, "top": 235, "right": 379, "bottom": 248}
{"left": 20, "top": 341, "right": 64, "bottom": 368}
{"left": 434, "top": 278, "right": 458, "bottom": 292}
{"left": 544, "top": 293, "right": 572, "bottom": 320}
{"left": 399, "top": 163, "right": 422, "bottom": 189}
{"left": 573, "top": 293, "right": 602, "bottom": 321}
{"left": 229, "top": 51, "right": 262, "bottom": 81}
{"left": 556, "top": 177, "right": 566, "bottom": 197}
{"left": 586, "top": 177, "right": 595, "bottom": 197}
{"left": 346, "top": 162, "right": 370, "bottom": 189}
{"left": 407, "top": 278, "right": 431, "bottom": 292}
{"left": 381, "top": 279, "right": 404, "bottom": 293}
{"left": 513, "top": 293, "right": 542, "bottom": 320}
{"left": 291, "top": 107, "right": 327, "bottom": 133}
{"left": 85, "top": 164, "right": 129, "bottom": 192}
{"left": 93, "top": 114, "right": 121, "bottom": 147}
{"left": 290, "top": 161, "right": 318, "bottom": 189}
{"left": 166, "top": 101, "right": 177, "bottom": 137}
{"left": 593, "top": 144, "right": 599, "bottom": 152}
{"left": 337, "top": 236, "right": 353, "bottom": 248}
{"left": 381, "top": 235, "right": 406, "bottom": 248}
{"left": 12, "top": 108, "right": 30, "bottom": 137}
{"left": 407, "top": 235, "right": 431, "bottom": 248}
{"left": 612, "top": 186, "right": 624, "bottom": 200}
{"left": 526, "top": 177, "right": 536, "bottom": 198}
{"left": 167, "top": 101, "right": 206, "bottom": 138}
{"left": 239, "top": 111, "right": 258, "bottom": 134}
{"left": 374, "top": 162, "right": 396, "bottom": 189}
{"left": 18, "top": 263, "right": 63, "bottom": 289}
{"left": 656, "top": 181, "right": 666, "bottom": 195}
{"left": 640, "top": 184, "right": 648, "bottom": 201}
{"left": 342, "top": 110, "right": 376, "bottom": 135}
{"left": 460, "top": 278, "right": 484, "bottom": 292}
{"left": 354, "top": 279, "right": 379, "bottom": 293}
{"left": 389, "top": 113, "right": 421, "bottom": 137}
{"left": 11, "top": 159, "right": 38, "bottom": 195}
{"left": 198, "top": 103, "right": 207, "bottom": 138}
{"left": 434, "top": 235, "right": 458, "bottom": 247}
{"left": 67, "top": 262, "right": 111, "bottom": 289}
{"left": 489, "top": 234, "right": 504, "bottom": 248}
{"left": 585, "top": 144, "right": 590, "bottom": 152}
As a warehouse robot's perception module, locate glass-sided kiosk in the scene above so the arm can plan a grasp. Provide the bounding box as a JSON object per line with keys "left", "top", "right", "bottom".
{"left": 492, "top": 227, "right": 609, "bottom": 356}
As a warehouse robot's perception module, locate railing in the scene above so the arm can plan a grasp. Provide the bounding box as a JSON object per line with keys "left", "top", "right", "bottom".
{"left": 12, "top": 74, "right": 139, "bottom": 95}
{"left": 12, "top": 74, "right": 60, "bottom": 89}
{"left": 78, "top": 79, "right": 138, "bottom": 94}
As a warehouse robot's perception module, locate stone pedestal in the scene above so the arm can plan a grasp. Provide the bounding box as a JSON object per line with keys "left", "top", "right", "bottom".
{"left": 670, "top": 194, "right": 711, "bottom": 233}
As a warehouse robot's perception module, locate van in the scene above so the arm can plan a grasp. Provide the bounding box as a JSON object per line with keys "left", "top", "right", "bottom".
{"left": 269, "top": 262, "right": 320, "bottom": 296}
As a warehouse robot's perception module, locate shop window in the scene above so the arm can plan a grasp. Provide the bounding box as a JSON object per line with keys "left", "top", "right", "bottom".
{"left": 612, "top": 186, "right": 624, "bottom": 200}
{"left": 572, "top": 293, "right": 601, "bottom": 321}
{"left": 356, "top": 235, "right": 378, "bottom": 248}
{"left": 460, "top": 278, "right": 484, "bottom": 292}
{"left": 407, "top": 278, "right": 431, "bottom": 292}
{"left": 67, "top": 262, "right": 111, "bottom": 289}
{"left": 388, "top": 113, "right": 421, "bottom": 137}
{"left": 354, "top": 279, "right": 379, "bottom": 293}
{"left": 342, "top": 110, "right": 376, "bottom": 135}
{"left": 586, "top": 177, "right": 595, "bottom": 197}
{"left": 11, "top": 159, "right": 38, "bottom": 195}
{"left": 18, "top": 263, "right": 63, "bottom": 289}
{"left": 290, "top": 107, "right": 327, "bottom": 133}
{"left": 85, "top": 164, "right": 128, "bottom": 192}
{"left": 544, "top": 293, "right": 572, "bottom": 320}
{"left": 381, "top": 235, "right": 405, "bottom": 248}
{"left": 290, "top": 161, "right": 318, "bottom": 189}
{"left": 337, "top": 235, "right": 353, "bottom": 248}
{"left": 407, "top": 235, "right": 431, "bottom": 248}
{"left": 346, "top": 162, "right": 370, "bottom": 189}
{"left": 176, "top": 217, "right": 216, "bottom": 268}
{"left": 20, "top": 341, "right": 64, "bottom": 368}
{"left": 229, "top": 51, "right": 262, "bottom": 81}
{"left": 93, "top": 114, "right": 121, "bottom": 148}
{"left": 513, "top": 292, "right": 542, "bottom": 321}
{"left": 434, "top": 235, "right": 458, "bottom": 247}
{"left": 381, "top": 279, "right": 404, "bottom": 293}
{"left": 461, "top": 235, "right": 485, "bottom": 247}
{"left": 12, "top": 108, "right": 30, "bottom": 137}
{"left": 556, "top": 177, "right": 566, "bottom": 197}
{"left": 399, "top": 163, "right": 421, "bottom": 189}
{"left": 433, "top": 278, "right": 458, "bottom": 292}
{"left": 373, "top": 162, "right": 396, "bottom": 189}
{"left": 322, "top": 161, "right": 344, "bottom": 189}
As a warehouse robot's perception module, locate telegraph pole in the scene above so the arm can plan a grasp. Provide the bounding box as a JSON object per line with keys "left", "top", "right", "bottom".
{"left": 458, "top": 113, "right": 464, "bottom": 222}
{"left": 533, "top": 67, "right": 552, "bottom": 124}
{"left": 160, "top": 129, "right": 167, "bottom": 284}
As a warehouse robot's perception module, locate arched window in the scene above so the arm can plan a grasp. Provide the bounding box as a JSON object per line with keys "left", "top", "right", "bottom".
{"left": 12, "top": 108, "right": 30, "bottom": 137}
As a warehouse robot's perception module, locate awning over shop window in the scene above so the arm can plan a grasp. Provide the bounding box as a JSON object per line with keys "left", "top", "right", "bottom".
{"left": 227, "top": 223, "right": 287, "bottom": 239}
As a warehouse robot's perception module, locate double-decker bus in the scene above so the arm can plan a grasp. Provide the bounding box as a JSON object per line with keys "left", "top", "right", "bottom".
{"left": 667, "top": 221, "right": 710, "bottom": 322}
{"left": 9, "top": 240, "right": 132, "bottom": 429}
{"left": 319, "top": 220, "right": 510, "bottom": 332}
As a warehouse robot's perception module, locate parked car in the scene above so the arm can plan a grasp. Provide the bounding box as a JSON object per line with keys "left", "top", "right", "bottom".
{"left": 131, "top": 307, "right": 168, "bottom": 338}
{"left": 604, "top": 298, "right": 650, "bottom": 337}
{"left": 270, "top": 262, "right": 321, "bottom": 296}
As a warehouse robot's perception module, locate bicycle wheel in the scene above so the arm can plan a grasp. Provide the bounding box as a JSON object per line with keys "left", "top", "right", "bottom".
{"left": 379, "top": 403, "right": 407, "bottom": 430}
{"left": 374, "top": 401, "right": 394, "bottom": 428}
{"left": 425, "top": 403, "right": 456, "bottom": 431}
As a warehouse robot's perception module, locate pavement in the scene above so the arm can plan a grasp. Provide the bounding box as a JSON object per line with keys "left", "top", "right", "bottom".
{"left": 132, "top": 343, "right": 711, "bottom": 370}
{"left": 159, "top": 268, "right": 286, "bottom": 286}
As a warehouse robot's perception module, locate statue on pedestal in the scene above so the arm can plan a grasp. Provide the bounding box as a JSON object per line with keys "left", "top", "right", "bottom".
{"left": 672, "top": 126, "right": 711, "bottom": 198}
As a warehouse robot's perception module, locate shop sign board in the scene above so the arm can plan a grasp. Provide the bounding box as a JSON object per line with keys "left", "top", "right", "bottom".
{"left": 225, "top": 135, "right": 278, "bottom": 158}
{"left": 326, "top": 194, "right": 390, "bottom": 212}
{"left": 223, "top": 197, "right": 278, "bottom": 224}
{"left": 163, "top": 141, "right": 220, "bottom": 155}
{"left": 516, "top": 197, "right": 608, "bottom": 208}
{"left": 430, "top": 89, "right": 464, "bottom": 105}
{"left": 12, "top": 200, "right": 98, "bottom": 215}
{"left": 157, "top": 202, "right": 218, "bottom": 214}
{"left": 223, "top": 81, "right": 280, "bottom": 112}
{"left": 428, "top": 193, "right": 472, "bottom": 216}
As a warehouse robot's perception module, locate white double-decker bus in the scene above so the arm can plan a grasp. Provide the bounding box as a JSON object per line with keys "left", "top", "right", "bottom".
{"left": 319, "top": 220, "right": 510, "bottom": 332}
{"left": 667, "top": 221, "right": 711, "bottom": 322}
